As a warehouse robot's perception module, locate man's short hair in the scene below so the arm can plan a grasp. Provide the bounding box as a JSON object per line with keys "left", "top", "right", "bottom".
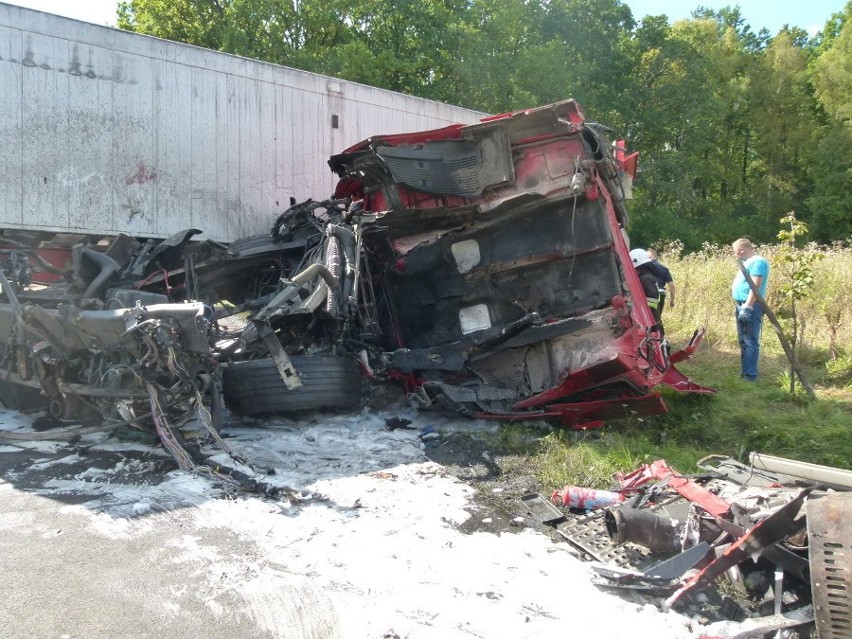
{"left": 732, "top": 238, "right": 753, "bottom": 251}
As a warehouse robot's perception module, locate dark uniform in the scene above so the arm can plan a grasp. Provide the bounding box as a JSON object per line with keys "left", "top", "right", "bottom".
{"left": 649, "top": 261, "right": 673, "bottom": 316}
{"left": 637, "top": 263, "right": 663, "bottom": 335}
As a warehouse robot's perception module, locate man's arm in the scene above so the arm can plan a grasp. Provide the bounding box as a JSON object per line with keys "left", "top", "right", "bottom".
{"left": 668, "top": 281, "right": 676, "bottom": 308}
{"left": 744, "top": 276, "right": 763, "bottom": 307}
{"left": 743, "top": 257, "right": 769, "bottom": 307}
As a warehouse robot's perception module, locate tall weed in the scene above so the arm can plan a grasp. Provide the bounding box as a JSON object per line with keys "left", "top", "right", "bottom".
{"left": 658, "top": 241, "right": 852, "bottom": 360}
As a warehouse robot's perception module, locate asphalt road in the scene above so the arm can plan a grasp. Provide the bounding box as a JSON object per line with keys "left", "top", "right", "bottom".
{"left": 0, "top": 435, "right": 338, "bottom": 639}
{"left": 0, "top": 410, "right": 702, "bottom": 639}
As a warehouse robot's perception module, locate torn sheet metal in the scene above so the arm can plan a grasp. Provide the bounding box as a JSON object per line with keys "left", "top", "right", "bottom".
{"left": 589, "top": 542, "right": 712, "bottom": 592}
{"left": 618, "top": 459, "right": 731, "bottom": 517}
{"left": 697, "top": 605, "right": 815, "bottom": 639}
{"left": 664, "top": 487, "right": 812, "bottom": 609}
{"left": 524, "top": 455, "right": 851, "bottom": 637}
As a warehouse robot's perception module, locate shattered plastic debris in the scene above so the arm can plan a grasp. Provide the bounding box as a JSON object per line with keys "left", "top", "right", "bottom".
{"left": 524, "top": 454, "right": 851, "bottom": 638}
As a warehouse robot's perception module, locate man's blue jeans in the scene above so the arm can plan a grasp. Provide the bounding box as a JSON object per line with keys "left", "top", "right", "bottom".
{"left": 735, "top": 304, "right": 764, "bottom": 380}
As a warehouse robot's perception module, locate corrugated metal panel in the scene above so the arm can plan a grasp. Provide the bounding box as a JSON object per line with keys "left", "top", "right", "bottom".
{"left": 0, "top": 24, "right": 23, "bottom": 227}
{"left": 0, "top": 3, "right": 485, "bottom": 242}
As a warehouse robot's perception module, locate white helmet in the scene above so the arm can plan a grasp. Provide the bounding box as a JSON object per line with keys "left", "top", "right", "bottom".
{"left": 630, "top": 248, "right": 651, "bottom": 267}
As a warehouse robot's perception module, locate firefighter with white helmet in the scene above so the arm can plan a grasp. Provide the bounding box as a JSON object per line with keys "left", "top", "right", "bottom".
{"left": 629, "top": 248, "right": 663, "bottom": 332}
{"left": 630, "top": 248, "right": 652, "bottom": 267}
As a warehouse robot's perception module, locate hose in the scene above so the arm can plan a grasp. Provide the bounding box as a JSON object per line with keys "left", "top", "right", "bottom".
{"left": 79, "top": 247, "right": 120, "bottom": 300}
{"left": 291, "top": 263, "right": 339, "bottom": 290}
{"left": 326, "top": 224, "right": 356, "bottom": 303}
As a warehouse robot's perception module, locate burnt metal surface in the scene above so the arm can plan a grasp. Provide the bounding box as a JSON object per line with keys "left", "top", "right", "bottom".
{"left": 520, "top": 493, "right": 567, "bottom": 526}
{"left": 375, "top": 132, "right": 514, "bottom": 197}
{"left": 643, "top": 541, "right": 711, "bottom": 580}
{"left": 664, "top": 488, "right": 812, "bottom": 609}
{"left": 2, "top": 100, "right": 714, "bottom": 465}
{"left": 808, "top": 492, "right": 852, "bottom": 639}
{"left": 604, "top": 505, "right": 682, "bottom": 554}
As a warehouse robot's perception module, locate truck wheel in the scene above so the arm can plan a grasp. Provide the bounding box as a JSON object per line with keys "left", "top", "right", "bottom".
{"left": 223, "top": 355, "right": 363, "bottom": 416}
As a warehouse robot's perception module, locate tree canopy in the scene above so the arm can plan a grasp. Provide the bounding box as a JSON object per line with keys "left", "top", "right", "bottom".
{"left": 116, "top": 0, "right": 852, "bottom": 248}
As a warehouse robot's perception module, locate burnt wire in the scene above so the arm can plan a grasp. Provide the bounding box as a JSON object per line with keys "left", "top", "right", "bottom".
{"left": 568, "top": 186, "right": 579, "bottom": 285}
{"left": 165, "top": 346, "right": 189, "bottom": 379}
{"left": 557, "top": 154, "right": 584, "bottom": 290}
{"left": 140, "top": 354, "right": 282, "bottom": 495}
{"left": 193, "top": 388, "right": 259, "bottom": 472}
{"left": 147, "top": 383, "right": 195, "bottom": 471}
{"left": 146, "top": 383, "right": 246, "bottom": 491}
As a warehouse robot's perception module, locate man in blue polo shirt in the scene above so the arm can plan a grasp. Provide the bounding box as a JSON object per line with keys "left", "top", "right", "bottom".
{"left": 731, "top": 238, "right": 770, "bottom": 380}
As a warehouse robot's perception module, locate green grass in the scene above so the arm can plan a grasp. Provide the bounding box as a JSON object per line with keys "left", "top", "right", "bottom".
{"left": 500, "top": 242, "right": 852, "bottom": 491}
{"left": 520, "top": 349, "right": 852, "bottom": 490}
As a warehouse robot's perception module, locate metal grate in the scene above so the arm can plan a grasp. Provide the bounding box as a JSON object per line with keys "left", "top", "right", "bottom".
{"left": 808, "top": 493, "right": 852, "bottom": 639}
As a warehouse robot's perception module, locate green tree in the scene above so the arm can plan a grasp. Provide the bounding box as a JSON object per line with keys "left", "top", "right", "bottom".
{"left": 117, "top": 0, "right": 229, "bottom": 50}
{"left": 118, "top": 0, "right": 357, "bottom": 69}
{"left": 747, "top": 31, "right": 820, "bottom": 233}
{"left": 535, "top": 0, "right": 635, "bottom": 126}
{"left": 448, "top": 0, "right": 546, "bottom": 112}
{"left": 328, "top": 0, "right": 468, "bottom": 97}
{"left": 807, "top": 126, "right": 852, "bottom": 241}
{"left": 808, "top": 3, "right": 852, "bottom": 241}
{"left": 775, "top": 212, "right": 823, "bottom": 394}
{"left": 691, "top": 5, "right": 769, "bottom": 52}
{"left": 812, "top": 3, "right": 852, "bottom": 125}
{"left": 448, "top": 0, "right": 638, "bottom": 115}
{"left": 626, "top": 17, "right": 756, "bottom": 247}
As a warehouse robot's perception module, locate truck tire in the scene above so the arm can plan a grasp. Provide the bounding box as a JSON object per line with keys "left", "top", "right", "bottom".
{"left": 223, "top": 355, "right": 363, "bottom": 416}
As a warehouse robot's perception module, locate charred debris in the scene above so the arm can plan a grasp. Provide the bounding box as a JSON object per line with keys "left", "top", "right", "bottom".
{"left": 522, "top": 453, "right": 852, "bottom": 639}
{"left": 0, "top": 100, "right": 850, "bottom": 637}
{"left": 0, "top": 100, "right": 714, "bottom": 485}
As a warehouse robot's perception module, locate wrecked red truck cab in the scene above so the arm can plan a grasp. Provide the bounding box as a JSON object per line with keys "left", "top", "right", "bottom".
{"left": 0, "top": 99, "right": 711, "bottom": 435}
{"left": 330, "top": 99, "right": 713, "bottom": 427}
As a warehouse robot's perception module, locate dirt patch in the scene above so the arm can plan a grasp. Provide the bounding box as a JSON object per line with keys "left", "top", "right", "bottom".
{"left": 422, "top": 428, "right": 562, "bottom": 540}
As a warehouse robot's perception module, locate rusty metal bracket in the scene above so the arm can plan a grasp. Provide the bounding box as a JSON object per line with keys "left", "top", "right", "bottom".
{"left": 256, "top": 320, "right": 302, "bottom": 390}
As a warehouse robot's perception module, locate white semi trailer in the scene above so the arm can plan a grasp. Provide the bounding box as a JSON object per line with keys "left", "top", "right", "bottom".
{"left": 0, "top": 2, "right": 484, "bottom": 244}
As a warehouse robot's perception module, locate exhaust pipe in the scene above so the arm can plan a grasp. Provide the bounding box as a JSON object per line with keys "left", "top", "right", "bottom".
{"left": 604, "top": 506, "right": 682, "bottom": 554}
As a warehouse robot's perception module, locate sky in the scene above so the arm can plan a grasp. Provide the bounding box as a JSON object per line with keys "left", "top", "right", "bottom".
{"left": 624, "top": 0, "right": 845, "bottom": 35}
{"left": 2, "top": 0, "right": 847, "bottom": 35}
